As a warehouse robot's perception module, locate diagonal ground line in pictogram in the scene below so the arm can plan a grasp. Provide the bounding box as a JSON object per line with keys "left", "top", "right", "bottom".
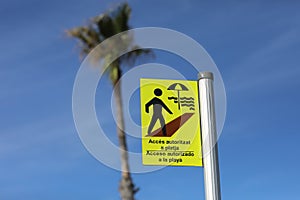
{"left": 147, "top": 113, "right": 194, "bottom": 137}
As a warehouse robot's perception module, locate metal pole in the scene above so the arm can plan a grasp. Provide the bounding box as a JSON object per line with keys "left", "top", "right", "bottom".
{"left": 198, "top": 72, "right": 221, "bottom": 200}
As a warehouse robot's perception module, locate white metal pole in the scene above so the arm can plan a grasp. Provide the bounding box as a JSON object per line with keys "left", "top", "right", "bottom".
{"left": 198, "top": 72, "right": 221, "bottom": 200}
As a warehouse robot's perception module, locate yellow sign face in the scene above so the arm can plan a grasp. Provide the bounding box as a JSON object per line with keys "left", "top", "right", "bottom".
{"left": 140, "top": 78, "right": 202, "bottom": 166}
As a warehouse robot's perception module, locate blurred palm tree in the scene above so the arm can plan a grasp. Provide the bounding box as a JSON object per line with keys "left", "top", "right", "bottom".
{"left": 66, "top": 3, "right": 152, "bottom": 200}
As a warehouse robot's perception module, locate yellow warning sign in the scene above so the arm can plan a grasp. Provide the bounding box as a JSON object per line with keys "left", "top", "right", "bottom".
{"left": 140, "top": 78, "right": 202, "bottom": 166}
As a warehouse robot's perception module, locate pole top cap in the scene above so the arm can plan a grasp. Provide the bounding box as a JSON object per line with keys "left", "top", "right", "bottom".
{"left": 198, "top": 72, "right": 214, "bottom": 80}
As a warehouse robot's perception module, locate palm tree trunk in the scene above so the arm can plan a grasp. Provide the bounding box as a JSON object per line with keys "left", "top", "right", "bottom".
{"left": 113, "top": 69, "right": 137, "bottom": 200}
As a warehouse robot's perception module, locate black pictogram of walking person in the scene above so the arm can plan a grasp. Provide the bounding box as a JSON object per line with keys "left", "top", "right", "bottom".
{"left": 145, "top": 88, "right": 173, "bottom": 136}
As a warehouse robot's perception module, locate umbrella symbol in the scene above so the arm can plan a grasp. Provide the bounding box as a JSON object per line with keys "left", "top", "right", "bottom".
{"left": 168, "top": 83, "right": 188, "bottom": 110}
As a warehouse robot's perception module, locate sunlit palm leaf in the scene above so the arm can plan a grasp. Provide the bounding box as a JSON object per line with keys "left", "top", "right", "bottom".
{"left": 67, "top": 2, "right": 151, "bottom": 83}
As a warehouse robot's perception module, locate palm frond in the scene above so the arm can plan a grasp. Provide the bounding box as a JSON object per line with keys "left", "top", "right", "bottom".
{"left": 66, "top": 2, "right": 153, "bottom": 83}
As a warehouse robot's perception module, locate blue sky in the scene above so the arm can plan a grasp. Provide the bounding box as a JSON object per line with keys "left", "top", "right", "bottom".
{"left": 1, "top": 0, "right": 300, "bottom": 199}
